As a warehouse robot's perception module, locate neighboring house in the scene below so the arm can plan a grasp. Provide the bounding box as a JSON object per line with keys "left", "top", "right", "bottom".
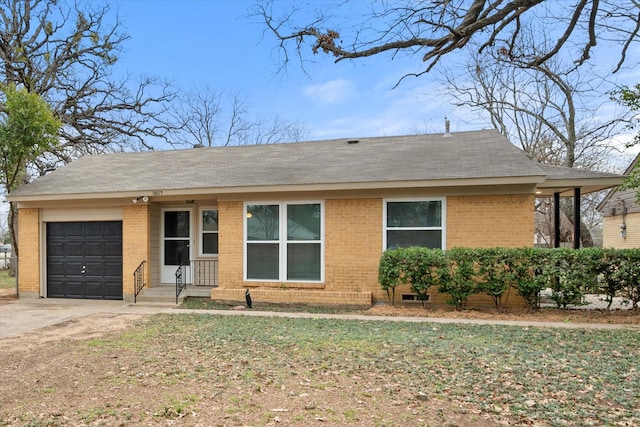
{"left": 598, "top": 153, "right": 640, "bottom": 248}
{"left": 7, "top": 130, "right": 624, "bottom": 307}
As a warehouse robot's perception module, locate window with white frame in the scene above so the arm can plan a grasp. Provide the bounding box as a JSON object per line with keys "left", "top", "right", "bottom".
{"left": 201, "top": 208, "right": 218, "bottom": 256}
{"left": 245, "top": 202, "right": 323, "bottom": 282}
{"left": 384, "top": 199, "right": 445, "bottom": 249}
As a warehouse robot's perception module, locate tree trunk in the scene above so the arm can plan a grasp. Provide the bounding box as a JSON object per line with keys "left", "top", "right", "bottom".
{"left": 8, "top": 202, "right": 18, "bottom": 260}
{"left": 560, "top": 199, "right": 594, "bottom": 248}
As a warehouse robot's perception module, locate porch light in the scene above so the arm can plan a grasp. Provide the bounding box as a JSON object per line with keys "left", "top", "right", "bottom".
{"left": 246, "top": 212, "right": 253, "bottom": 218}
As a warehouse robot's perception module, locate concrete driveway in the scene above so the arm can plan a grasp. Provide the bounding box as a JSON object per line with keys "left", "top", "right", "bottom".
{"left": 1, "top": 298, "right": 638, "bottom": 340}
{"left": 0, "top": 299, "right": 179, "bottom": 339}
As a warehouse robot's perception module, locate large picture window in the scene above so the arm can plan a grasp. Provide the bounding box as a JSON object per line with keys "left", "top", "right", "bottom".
{"left": 384, "top": 199, "right": 445, "bottom": 249}
{"left": 245, "top": 202, "right": 323, "bottom": 282}
{"left": 200, "top": 209, "right": 218, "bottom": 256}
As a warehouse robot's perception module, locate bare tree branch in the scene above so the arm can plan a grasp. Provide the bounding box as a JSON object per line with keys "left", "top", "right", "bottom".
{"left": 1, "top": 0, "right": 178, "bottom": 169}
{"left": 169, "top": 88, "right": 309, "bottom": 148}
{"left": 444, "top": 28, "right": 631, "bottom": 246}
{"left": 256, "top": 0, "right": 640, "bottom": 80}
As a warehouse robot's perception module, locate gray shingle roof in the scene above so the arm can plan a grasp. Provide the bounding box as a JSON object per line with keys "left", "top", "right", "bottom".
{"left": 7, "top": 130, "right": 621, "bottom": 199}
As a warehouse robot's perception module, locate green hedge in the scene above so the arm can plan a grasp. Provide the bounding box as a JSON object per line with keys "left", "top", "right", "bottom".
{"left": 378, "top": 247, "right": 447, "bottom": 306}
{"left": 378, "top": 247, "right": 640, "bottom": 312}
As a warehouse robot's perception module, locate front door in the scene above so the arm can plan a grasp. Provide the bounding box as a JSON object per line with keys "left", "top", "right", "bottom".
{"left": 161, "top": 210, "right": 192, "bottom": 283}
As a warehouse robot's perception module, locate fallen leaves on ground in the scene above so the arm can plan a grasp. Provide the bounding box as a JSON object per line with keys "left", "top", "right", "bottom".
{"left": 1, "top": 313, "right": 638, "bottom": 426}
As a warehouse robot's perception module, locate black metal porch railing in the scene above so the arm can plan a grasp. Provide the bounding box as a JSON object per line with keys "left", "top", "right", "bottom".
{"left": 175, "top": 261, "right": 187, "bottom": 304}
{"left": 190, "top": 259, "right": 219, "bottom": 287}
{"left": 133, "top": 260, "right": 146, "bottom": 304}
{"left": 175, "top": 259, "right": 218, "bottom": 304}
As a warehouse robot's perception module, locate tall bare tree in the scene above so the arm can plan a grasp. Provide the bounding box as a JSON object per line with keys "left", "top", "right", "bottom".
{"left": 256, "top": 1, "right": 640, "bottom": 81}
{"left": 443, "top": 28, "right": 630, "bottom": 247}
{"left": 445, "top": 40, "right": 625, "bottom": 167}
{"left": 1, "top": 0, "right": 178, "bottom": 260}
{"left": 171, "top": 87, "right": 309, "bottom": 147}
{"left": 0, "top": 0, "right": 176, "bottom": 170}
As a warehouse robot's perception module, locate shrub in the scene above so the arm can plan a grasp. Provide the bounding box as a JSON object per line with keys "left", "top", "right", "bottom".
{"left": 476, "top": 247, "right": 513, "bottom": 312}
{"left": 585, "top": 248, "right": 622, "bottom": 310}
{"left": 439, "top": 247, "right": 478, "bottom": 310}
{"left": 544, "top": 248, "right": 590, "bottom": 308}
{"left": 404, "top": 247, "right": 447, "bottom": 306}
{"left": 378, "top": 248, "right": 407, "bottom": 305}
{"left": 507, "top": 247, "right": 547, "bottom": 311}
{"left": 379, "top": 246, "right": 639, "bottom": 313}
{"left": 378, "top": 247, "right": 447, "bottom": 306}
{"left": 615, "top": 249, "right": 640, "bottom": 311}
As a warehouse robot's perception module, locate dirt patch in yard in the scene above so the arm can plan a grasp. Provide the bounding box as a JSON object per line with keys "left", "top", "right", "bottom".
{"left": 0, "top": 288, "right": 17, "bottom": 298}
{"left": 0, "top": 313, "right": 511, "bottom": 427}
{"left": 0, "top": 301, "right": 638, "bottom": 426}
{"left": 0, "top": 313, "right": 147, "bottom": 351}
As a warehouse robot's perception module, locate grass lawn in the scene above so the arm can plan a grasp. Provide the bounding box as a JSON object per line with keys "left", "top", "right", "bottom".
{"left": 2, "top": 313, "right": 637, "bottom": 426}
{"left": 0, "top": 269, "right": 15, "bottom": 289}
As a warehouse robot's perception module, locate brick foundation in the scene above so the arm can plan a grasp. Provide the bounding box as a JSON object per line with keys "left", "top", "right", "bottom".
{"left": 211, "top": 287, "right": 372, "bottom": 308}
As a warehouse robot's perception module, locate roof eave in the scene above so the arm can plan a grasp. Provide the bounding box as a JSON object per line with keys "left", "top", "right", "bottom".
{"left": 536, "top": 176, "right": 626, "bottom": 197}
{"left": 7, "top": 175, "right": 546, "bottom": 203}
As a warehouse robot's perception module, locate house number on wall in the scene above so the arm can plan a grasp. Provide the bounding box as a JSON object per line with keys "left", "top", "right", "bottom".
{"left": 152, "top": 190, "right": 163, "bottom": 196}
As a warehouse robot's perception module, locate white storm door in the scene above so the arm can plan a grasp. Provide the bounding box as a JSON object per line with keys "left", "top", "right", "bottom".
{"left": 161, "top": 210, "right": 192, "bottom": 283}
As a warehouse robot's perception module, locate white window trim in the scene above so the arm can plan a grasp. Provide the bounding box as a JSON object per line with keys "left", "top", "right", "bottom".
{"left": 199, "top": 206, "right": 219, "bottom": 257}
{"left": 244, "top": 201, "right": 325, "bottom": 283}
{"left": 382, "top": 197, "right": 447, "bottom": 251}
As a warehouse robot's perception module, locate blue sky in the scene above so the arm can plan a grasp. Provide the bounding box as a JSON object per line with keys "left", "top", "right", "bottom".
{"left": 108, "top": 0, "right": 639, "bottom": 160}
{"left": 111, "top": 0, "right": 489, "bottom": 141}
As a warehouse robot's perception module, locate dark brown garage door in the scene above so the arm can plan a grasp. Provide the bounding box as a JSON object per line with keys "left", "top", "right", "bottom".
{"left": 47, "top": 221, "right": 123, "bottom": 300}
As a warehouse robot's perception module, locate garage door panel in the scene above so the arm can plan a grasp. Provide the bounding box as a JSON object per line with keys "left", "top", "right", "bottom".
{"left": 83, "top": 261, "right": 104, "bottom": 274}
{"left": 104, "top": 261, "right": 122, "bottom": 277}
{"left": 61, "top": 261, "right": 84, "bottom": 276}
{"left": 47, "top": 285, "right": 65, "bottom": 298}
{"left": 104, "top": 241, "right": 123, "bottom": 256}
{"left": 85, "top": 242, "right": 105, "bottom": 256}
{"left": 47, "top": 221, "right": 123, "bottom": 300}
{"left": 104, "top": 222, "right": 122, "bottom": 236}
{"left": 64, "top": 242, "right": 84, "bottom": 256}
{"left": 64, "top": 281, "right": 84, "bottom": 297}
{"left": 65, "top": 223, "right": 84, "bottom": 236}
{"left": 47, "top": 222, "right": 65, "bottom": 236}
{"left": 85, "top": 222, "right": 104, "bottom": 236}
{"left": 48, "top": 260, "right": 66, "bottom": 275}
{"left": 103, "top": 284, "right": 122, "bottom": 298}
{"left": 85, "top": 281, "right": 105, "bottom": 296}
{"left": 47, "top": 240, "right": 65, "bottom": 254}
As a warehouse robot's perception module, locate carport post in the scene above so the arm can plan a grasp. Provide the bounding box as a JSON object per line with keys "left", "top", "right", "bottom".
{"left": 554, "top": 192, "right": 561, "bottom": 248}
{"left": 573, "top": 187, "right": 581, "bottom": 249}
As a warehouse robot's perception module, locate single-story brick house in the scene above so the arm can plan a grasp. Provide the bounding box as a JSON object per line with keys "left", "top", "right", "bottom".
{"left": 598, "top": 153, "right": 639, "bottom": 248}
{"left": 8, "top": 130, "right": 624, "bottom": 307}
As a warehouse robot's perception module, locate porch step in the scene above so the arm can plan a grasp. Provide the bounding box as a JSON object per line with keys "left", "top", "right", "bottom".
{"left": 134, "top": 285, "right": 214, "bottom": 304}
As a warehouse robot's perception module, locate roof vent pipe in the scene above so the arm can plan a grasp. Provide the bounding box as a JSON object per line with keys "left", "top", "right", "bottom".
{"left": 443, "top": 118, "right": 452, "bottom": 138}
